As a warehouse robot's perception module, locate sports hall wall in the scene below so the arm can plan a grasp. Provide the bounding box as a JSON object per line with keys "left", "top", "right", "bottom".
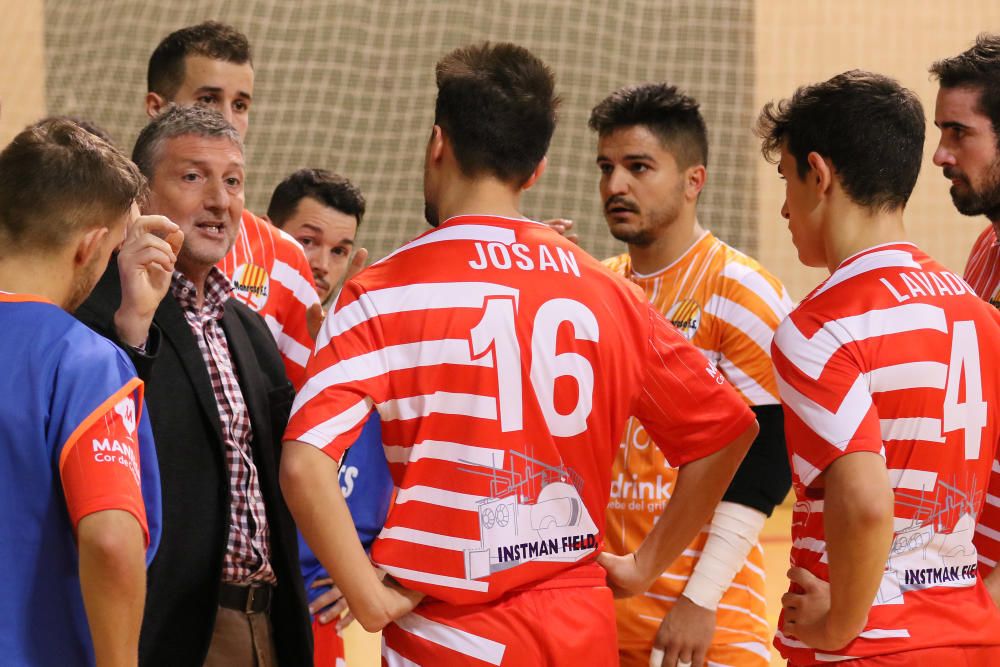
{"left": 1, "top": 0, "right": 998, "bottom": 303}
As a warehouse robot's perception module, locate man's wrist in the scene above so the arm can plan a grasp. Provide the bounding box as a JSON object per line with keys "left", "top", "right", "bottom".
{"left": 113, "top": 307, "right": 154, "bottom": 348}
{"left": 823, "top": 607, "right": 866, "bottom": 648}
{"left": 631, "top": 546, "right": 661, "bottom": 592}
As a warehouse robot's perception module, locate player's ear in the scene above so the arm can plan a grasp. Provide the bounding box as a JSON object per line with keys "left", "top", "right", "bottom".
{"left": 806, "top": 151, "right": 833, "bottom": 197}
{"left": 75, "top": 225, "right": 111, "bottom": 269}
{"left": 145, "top": 91, "right": 167, "bottom": 120}
{"left": 521, "top": 156, "right": 547, "bottom": 192}
{"left": 684, "top": 164, "right": 707, "bottom": 201}
{"left": 427, "top": 124, "right": 445, "bottom": 165}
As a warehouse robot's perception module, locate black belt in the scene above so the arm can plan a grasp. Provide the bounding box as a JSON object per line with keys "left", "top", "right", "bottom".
{"left": 219, "top": 583, "right": 273, "bottom": 613}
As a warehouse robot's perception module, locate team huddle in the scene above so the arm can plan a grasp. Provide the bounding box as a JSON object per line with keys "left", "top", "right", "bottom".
{"left": 3, "top": 18, "right": 1000, "bottom": 667}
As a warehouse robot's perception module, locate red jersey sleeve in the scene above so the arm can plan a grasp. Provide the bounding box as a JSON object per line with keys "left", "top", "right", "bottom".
{"left": 284, "top": 279, "right": 387, "bottom": 460}
{"left": 632, "top": 304, "right": 755, "bottom": 467}
{"left": 58, "top": 378, "right": 150, "bottom": 545}
{"left": 271, "top": 228, "right": 321, "bottom": 389}
{"left": 771, "top": 309, "right": 882, "bottom": 487}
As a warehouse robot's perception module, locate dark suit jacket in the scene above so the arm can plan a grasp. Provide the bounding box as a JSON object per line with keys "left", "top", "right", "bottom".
{"left": 76, "top": 262, "right": 312, "bottom": 667}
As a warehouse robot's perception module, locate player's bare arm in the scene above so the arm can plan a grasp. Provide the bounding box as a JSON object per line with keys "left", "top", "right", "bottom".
{"left": 77, "top": 509, "right": 147, "bottom": 667}
{"left": 280, "top": 441, "right": 424, "bottom": 632}
{"left": 599, "top": 420, "right": 758, "bottom": 597}
{"left": 781, "top": 451, "right": 894, "bottom": 650}
{"left": 657, "top": 420, "right": 781, "bottom": 665}
{"left": 113, "top": 214, "right": 183, "bottom": 347}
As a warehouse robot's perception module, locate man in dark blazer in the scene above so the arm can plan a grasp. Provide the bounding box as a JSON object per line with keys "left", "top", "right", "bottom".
{"left": 76, "top": 105, "right": 311, "bottom": 667}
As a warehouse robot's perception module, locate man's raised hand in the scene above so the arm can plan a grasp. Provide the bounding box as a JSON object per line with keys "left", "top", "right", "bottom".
{"left": 114, "top": 215, "right": 183, "bottom": 347}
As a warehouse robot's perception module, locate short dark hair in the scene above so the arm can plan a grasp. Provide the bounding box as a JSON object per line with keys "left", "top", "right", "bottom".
{"left": 132, "top": 104, "right": 243, "bottom": 179}
{"left": 0, "top": 118, "right": 144, "bottom": 252}
{"left": 589, "top": 83, "right": 709, "bottom": 168}
{"left": 267, "top": 169, "right": 366, "bottom": 228}
{"left": 148, "top": 21, "right": 252, "bottom": 99}
{"left": 755, "top": 70, "right": 925, "bottom": 212}
{"left": 434, "top": 42, "right": 559, "bottom": 186}
{"left": 930, "top": 33, "right": 1000, "bottom": 143}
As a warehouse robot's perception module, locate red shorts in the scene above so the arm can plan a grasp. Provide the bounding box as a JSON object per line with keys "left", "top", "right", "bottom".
{"left": 312, "top": 617, "right": 346, "bottom": 667}
{"left": 791, "top": 645, "right": 1000, "bottom": 667}
{"left": 382, "top": 586, "right": 618, "bottom": 666}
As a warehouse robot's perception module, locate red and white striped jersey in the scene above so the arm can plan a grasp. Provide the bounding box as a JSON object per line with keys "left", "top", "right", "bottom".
{"left": 284, "top": 214, "right": 755, "bottom": 606}
{"left": 963, "top": 224, "right": 1000, "bottom": 577}
{"left": 964, "top": 224, "right": 1000, "bottom": 310}
{"left": 772, "top": 242, "right": 1000, "bottom": 664}
{"left": 217, "top": 210, "right": 321, "bottom": 389}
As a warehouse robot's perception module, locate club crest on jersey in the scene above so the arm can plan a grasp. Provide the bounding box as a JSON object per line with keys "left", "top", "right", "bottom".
{"left": 113, "top": 396, "right": 136, "bottom": 436}
{"left": 666, "top": 299, "right": 702, "bottom": 340}
{"left": 231, "top": 263, "right": 270, "bottom": 311}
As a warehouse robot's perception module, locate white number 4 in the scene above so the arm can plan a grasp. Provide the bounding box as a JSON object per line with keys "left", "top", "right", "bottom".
{"left": 469, "top": 296, "right": 599, "bottom": 437}
{"left": 943, "top": 320, "right": 988, "bottom": 460}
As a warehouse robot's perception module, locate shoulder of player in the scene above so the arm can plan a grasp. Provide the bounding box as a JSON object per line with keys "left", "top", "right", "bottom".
{"left": 601, "top": 252, "right": 629, "bottom": 275}
{"left": 714, "top": 240, "right": 786, "bottom": 291}
{"left": 699, "top": 243, "right": 793, "bottom": 325}
{"left": 974, "top": 224, "right": 997, "bottom": 247}
{"left": 241, "top": 208, "right": 310, "bottom": 262}
{"left": 47, "top": 315, "right": 139, "bottom": 385}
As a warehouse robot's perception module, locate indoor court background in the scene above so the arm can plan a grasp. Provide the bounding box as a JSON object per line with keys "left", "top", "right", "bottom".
{"left": 3, "top": 2, "right": 1000, "bottom": 665}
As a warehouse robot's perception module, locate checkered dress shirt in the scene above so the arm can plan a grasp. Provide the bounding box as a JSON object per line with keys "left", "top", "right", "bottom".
{"left": 171, "top": 269, "right": 276, "bottom": 585}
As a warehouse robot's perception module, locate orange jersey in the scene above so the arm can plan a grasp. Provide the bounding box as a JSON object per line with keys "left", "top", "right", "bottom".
{"left": 963, "top": 225, "right": 1000, "bottom": 575}
{"left": 217, "top": 210, "right": 320, "bottom": 388}
{"left": 773, "top": 243, "right": 1000, "bottom": 664}
{"left": 285, "top": 215, "right": 755, "bottom": 606}
{"left": 604, "top": 232, "right": 792, "bottom": 661}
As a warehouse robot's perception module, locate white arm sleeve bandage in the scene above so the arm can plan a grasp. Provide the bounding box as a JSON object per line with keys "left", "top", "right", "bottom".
{"left": 681, "top": 501, "right": 766, "bottom": 611}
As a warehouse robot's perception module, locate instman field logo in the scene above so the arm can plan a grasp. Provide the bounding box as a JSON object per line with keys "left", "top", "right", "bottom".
{"left": 231, "top": 263, "right": 270, "bottom": 311}
{"left": 666, "top": 298, "right": 702, "bottom": 341}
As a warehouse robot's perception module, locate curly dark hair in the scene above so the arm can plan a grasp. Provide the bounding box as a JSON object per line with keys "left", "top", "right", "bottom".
{"left": 930, "top": 33, "right": 1000, "bottom": 147}
{"left": 755, "top": 70, "right": 924, "bottom": 212}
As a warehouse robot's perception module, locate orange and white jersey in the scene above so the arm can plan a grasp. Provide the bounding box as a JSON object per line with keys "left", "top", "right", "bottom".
{"left": 284, "top": 214, "right": 755, "bottom": 606}
{"left": 218, "top": 209, "right": 321, "bottom": 389}
{"left": 773, "top": 242, "right": 1000, "bottom": 664}
{"left": 605, "top": 231, "right": 792, "bottom": 657}
{"left": 963, "top": 224, "right": 1000, "bottom": 577}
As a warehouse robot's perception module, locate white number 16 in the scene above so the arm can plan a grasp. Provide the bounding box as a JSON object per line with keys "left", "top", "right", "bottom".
{"left": 469, "top": 297, "right": 599, "bottom": 437}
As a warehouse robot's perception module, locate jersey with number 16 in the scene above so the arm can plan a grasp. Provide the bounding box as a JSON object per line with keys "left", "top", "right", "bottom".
{"left": 285, "top": 214, "right": 755, "bottom": 606}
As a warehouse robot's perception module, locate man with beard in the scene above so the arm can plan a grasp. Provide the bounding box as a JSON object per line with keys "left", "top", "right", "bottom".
{"left": 0, "top": 118, "right": 164, "bottom": 666}
{"left": 75, "top": 105, "right": 312, "bottom": 666}
{"left": 592, "top": 83, "right": 793, "bottom": 667}
{"left": 266, "top": 168, "right": 368, "bottom": 308}
{"left": 932, "top": 34, "right": 1000, "bottom": 309}
{"left": 930, "top": 32, "right": 1000, "bottom": 609}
